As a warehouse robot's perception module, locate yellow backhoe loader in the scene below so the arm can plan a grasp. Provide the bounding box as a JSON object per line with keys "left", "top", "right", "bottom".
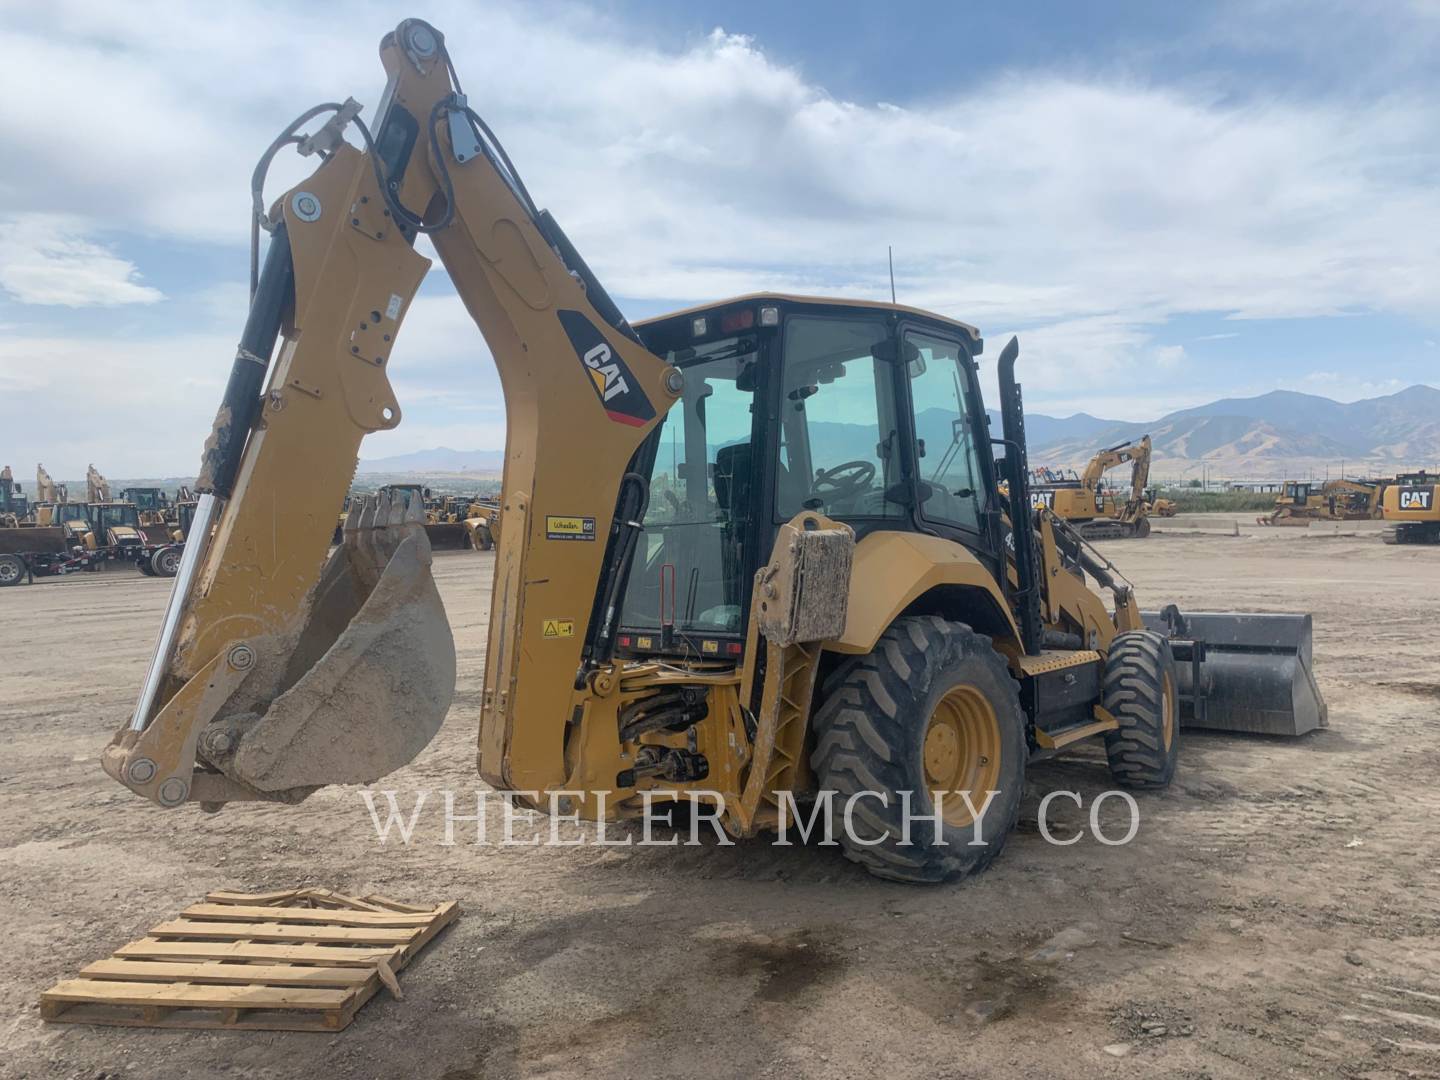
{"left": 1031, "top": 436, "right": 1156, "bottom": 539}
{"left": 1381, "top": 471, "right": 1439, "bottom": 544}
{"left": 103, "top": 20, "right": 1326, "bottom": 882}
{"left": 1257, "top": 478, "right": 1387, "bottom": 526}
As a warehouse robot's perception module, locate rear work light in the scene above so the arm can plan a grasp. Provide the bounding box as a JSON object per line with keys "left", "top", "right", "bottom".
{"left": 720, "top": 309, "right": 755, "bottom": 333}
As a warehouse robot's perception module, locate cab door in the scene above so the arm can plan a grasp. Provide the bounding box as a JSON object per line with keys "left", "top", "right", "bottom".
{"left": 901, "top": 327, "right": 998, "bottom": 559}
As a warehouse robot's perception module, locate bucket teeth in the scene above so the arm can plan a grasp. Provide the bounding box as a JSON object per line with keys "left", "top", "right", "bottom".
{"left": 341, "top": 492, "right": 429, "bottom": 589}
{"left": 387, "top": 491, "right": 409, "bottom": 528}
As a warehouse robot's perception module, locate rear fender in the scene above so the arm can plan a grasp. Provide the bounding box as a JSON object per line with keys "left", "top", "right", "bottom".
{"left": 826, "top": 531, "right": 1021, "bottom": 655}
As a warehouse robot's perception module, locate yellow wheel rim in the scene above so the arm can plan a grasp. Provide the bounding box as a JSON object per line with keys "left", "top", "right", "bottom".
{"left": 923, "top": 685, "right": 1003, "bottom": 827}
{"left": 1161, "top": 670, "right": 1176, "bottom": 752}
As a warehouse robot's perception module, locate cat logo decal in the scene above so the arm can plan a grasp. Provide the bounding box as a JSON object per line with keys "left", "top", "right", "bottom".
{"left": 557, "top": 310, "right": 655, "bottom": 427}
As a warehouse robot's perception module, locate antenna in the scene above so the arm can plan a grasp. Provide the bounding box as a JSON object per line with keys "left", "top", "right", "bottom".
{"left": 887, "top": 246, "right": 896, "bottom": 303}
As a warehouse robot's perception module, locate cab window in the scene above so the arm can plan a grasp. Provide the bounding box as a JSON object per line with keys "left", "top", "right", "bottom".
{"left": 907, "top": 332, "right": 983, "bottom": 532}
{"left": 619, "top": 333, "right": 758, "bottom": 637}
{"left": 776, "top": 316, "right": 905, "bottom": 520}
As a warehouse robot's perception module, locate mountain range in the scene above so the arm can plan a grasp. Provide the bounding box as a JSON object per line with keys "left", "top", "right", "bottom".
{"left": 358, "top": 384, "right": 1440, "bottom": 478}
{"left": 1020, "top": 384, "right": 1440, "bottom": 473}
{"left": 356, "top": 447, "right": 506, "bottom": 474}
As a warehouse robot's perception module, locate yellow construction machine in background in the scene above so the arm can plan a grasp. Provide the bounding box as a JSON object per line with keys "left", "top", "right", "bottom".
{"left": 1381, "top": 471, "right": 1438, "bottom": 544}
{"left": 1257, "top": 478, "right": 1388, "bottom": 527}
{"left": 1031, "top": 436, "right": 1156, "bottom": 538}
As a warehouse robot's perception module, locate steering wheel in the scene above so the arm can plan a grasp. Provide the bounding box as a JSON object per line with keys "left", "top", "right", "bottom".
{"left": 813, "top": 460, "right": 876, "bottom": 500}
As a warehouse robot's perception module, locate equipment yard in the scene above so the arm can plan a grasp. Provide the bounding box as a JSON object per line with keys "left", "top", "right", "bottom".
{"left": 3, "top": 515, "right": 1436, "bottom": 1079}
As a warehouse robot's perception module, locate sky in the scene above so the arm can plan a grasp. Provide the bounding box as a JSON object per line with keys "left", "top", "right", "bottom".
{"left": 1, "top": 0, "right": 1438, "bottom": 478}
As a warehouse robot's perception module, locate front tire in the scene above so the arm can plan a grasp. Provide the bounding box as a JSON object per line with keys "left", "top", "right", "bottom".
{"left": 810, "top": 616, "right": 1027, "bottom": 884}
{"left": 1102, "top": 631, "right": 1180, "bottom": 789}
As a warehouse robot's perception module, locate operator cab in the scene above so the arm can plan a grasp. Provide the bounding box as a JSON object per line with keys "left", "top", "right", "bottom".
{"left": 618, "top": 295, "right": 999, "bottom": 660}
{"left": 47, "top": 502, "right": 94, "bottom": 543}
{"left": 121, "top": 488, "right": 170, "bottom": 515}
{"left": 85, "top": 502, "right": 145, "bottom": 549}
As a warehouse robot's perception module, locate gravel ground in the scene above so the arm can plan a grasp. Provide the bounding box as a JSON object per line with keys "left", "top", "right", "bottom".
{"left": 2, "top": 513, "right": 1437, "bottom": 1079}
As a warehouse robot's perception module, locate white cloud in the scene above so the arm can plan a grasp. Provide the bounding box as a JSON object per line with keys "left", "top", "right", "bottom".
{"left": 0, "top": 215, "right": 163, "bottom": 307}
{"left": 1297, "top": 370, "right": 1408, "bottom": 401}
{"left": 1154, "top": 345, "right": 1187, "bottom": 370}
{"left": 0, "top": 332, "right": 229, "bottom": 476}
{"left": 0, "top": 1, "right": 1437, "bottom": 464}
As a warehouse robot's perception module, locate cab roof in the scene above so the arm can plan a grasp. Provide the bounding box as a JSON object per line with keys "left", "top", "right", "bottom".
{"left": 634, "top": 293, "right": 982, "bottom": 347}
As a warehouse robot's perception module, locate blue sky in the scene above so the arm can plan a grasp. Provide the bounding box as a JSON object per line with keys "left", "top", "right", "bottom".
{"left": 1, "top": 0, "right": 1437, "bottom": 477}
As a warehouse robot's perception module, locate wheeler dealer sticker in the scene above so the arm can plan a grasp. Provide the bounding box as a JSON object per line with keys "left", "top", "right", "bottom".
{"left": 546, "top": 515, "right": 597, "bottom": 541}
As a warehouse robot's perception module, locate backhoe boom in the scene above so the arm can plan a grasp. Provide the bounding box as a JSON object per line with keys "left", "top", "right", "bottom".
{"left": 106, "top": 19, "right": 678, "bottom": 808}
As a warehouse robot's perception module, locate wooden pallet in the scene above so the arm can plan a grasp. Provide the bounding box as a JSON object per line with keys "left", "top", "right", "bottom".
{"left": 41, "top": 889, "right": 459, "bottom": 1032}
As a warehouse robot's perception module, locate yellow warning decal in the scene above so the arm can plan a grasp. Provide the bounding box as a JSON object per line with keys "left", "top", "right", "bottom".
{"left": 542, "top": 619, "right": 575, "bottom": 639}
{"left": 545, "top": 515, "right": 597, "bottom": 541}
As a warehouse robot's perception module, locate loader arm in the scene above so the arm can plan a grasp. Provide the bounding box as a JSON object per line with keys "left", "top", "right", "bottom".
{"left": 106, "top": 18, "right": 679, "bottom": 808}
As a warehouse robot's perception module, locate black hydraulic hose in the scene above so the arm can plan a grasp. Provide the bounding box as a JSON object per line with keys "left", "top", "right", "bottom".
{"left": 249, "top": 102, "right": 347, "bottom": 298}
{"left": 534, "top": 210, "right": 640, "bottom": 344}
{"left": 580, "top": 472, "right": 651, "bottom": 683}
{"left": 197, "top": 226, "right": 295, "bottom": 499}
{"left": 350, "top": 94, "right": 458, "bottom": 236}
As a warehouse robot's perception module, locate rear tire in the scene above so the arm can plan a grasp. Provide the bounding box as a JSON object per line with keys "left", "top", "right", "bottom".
{"left": 149, "top": 546, "right": 182, "bottom": 577}
{"left": 1102, "top": 631, "right": 1179, "bottom": 789}
{"left": 810, "top": 616, "right": 1026, "bottom": 884}
{"left": 0, "top": 553, "right": 26, "bottom": 586}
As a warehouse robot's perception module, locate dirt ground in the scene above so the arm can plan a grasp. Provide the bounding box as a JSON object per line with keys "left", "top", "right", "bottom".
{"left": 2, "top": 513, "right": 1438, "bottom": 1079}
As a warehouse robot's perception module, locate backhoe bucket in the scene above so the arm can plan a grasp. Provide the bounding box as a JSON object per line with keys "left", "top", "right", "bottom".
{"left": 1142, "top": 610, "right": 1327, "bottom": 737}
{"left": 202, "top": 491, "right": 456, "bottom": 798}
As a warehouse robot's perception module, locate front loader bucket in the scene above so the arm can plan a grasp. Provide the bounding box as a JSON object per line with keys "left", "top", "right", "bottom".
{"left": 422, "top": 521, "right": 469, "bottom": 550}
{"left": 1142, "top": 610, "right": 1328, "bottom": 737}
{"left": 204, "top": 492, "right": 456, "bottom": 797}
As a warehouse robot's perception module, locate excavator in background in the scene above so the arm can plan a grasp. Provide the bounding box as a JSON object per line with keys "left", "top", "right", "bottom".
{"left": 1257, "top": 478, "right": 1389, "bottom": 527}
{"left": 1031, "top": 436, "right": 1156, "bottom": 539}
{"left": 1381, "top": 471, "right": 1439, "bottom": 544}
{"left": 101, "top": 19, "right": 1326, "bottom": 883}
